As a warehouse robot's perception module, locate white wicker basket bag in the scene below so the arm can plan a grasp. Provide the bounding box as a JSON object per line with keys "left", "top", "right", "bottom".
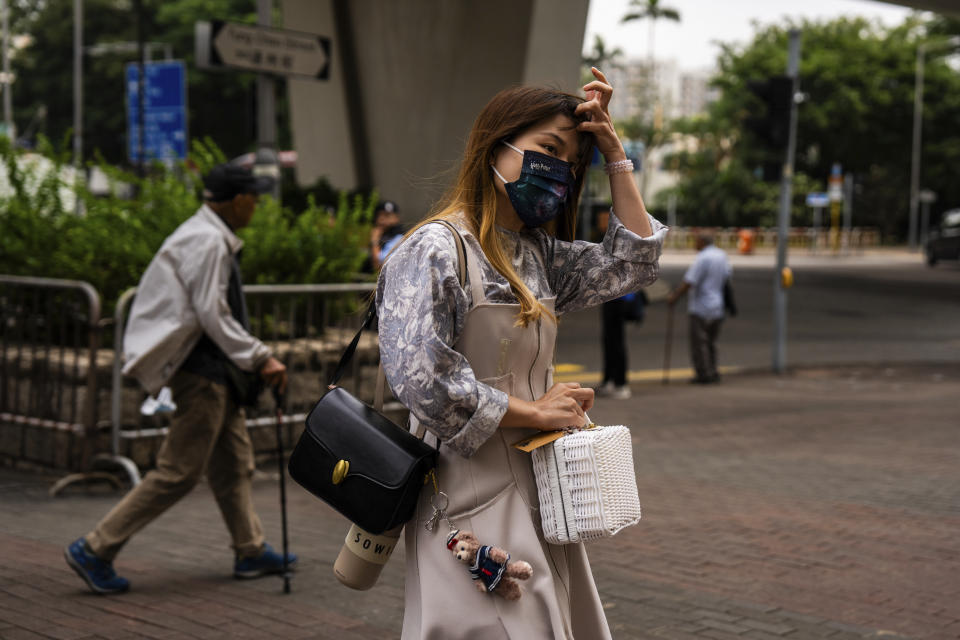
{"left": 531, "top": 425, "right": 641, "bottom": 544}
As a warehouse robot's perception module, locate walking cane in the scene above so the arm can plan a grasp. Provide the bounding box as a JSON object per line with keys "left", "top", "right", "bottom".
{"left": 662, "top": 302, "right": 675, "bottom": 385}
{"left": 272, "top": 385, "right": 292, "bottom": 594}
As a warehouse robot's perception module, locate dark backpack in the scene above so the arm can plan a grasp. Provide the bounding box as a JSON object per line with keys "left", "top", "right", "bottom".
{"left": 621, "top": 289, "right": 648, "bottom": 323}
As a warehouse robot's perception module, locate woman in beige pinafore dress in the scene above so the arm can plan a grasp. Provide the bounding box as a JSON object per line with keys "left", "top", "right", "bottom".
{"left": 376, "top": 72, "right": 667, "bottom": 639}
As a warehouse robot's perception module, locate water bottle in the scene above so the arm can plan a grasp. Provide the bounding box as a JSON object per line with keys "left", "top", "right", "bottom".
{"left": 333, "top": 523, "right": 402, "bottom": 590}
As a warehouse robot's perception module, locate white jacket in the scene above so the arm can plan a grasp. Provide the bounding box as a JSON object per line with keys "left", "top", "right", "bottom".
{"left": 122, "top": 205, "right": 272, "bottom": 395}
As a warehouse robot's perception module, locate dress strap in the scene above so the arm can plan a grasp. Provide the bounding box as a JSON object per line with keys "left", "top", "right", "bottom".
{"left": 431, "top": 220, "right": 466, "bottom": 286}
{"left": 464, "top": 241, "right": 486, "bottom": 306}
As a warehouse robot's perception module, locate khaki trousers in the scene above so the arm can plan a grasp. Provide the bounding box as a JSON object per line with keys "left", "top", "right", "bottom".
{"left": 85, "top": 371, "right": 265, "bottom": 561}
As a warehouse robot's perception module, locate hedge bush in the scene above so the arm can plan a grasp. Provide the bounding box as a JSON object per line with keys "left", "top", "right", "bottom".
{"left": 0, "top": 137, "right": 375, "bottom": 313}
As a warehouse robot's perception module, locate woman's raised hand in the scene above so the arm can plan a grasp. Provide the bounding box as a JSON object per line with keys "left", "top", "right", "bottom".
{"left": 530, "top": 382, "right": 595, "bottom": 431}
{"left": 576, "top": 67, "right": 626, "bottom": 163}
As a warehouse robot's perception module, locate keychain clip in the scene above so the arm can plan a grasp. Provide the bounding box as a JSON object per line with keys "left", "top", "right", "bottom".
{"left": 425, "top": 491, "right": 454, "bottom": 532}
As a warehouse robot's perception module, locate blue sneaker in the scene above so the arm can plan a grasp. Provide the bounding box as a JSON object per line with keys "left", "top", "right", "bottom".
{"left": 234, "top": 542, "right": 298, "bottom": 579}
{"left": 64, "top": 537, "right": 130, "bottom": 595}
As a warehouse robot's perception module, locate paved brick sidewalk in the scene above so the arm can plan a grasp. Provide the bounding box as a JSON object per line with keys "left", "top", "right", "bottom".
{"left": 1, "top": 363, "right": 958, "bottom": 639}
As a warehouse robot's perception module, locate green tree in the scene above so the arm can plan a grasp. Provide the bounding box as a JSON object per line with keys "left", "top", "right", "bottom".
{"left": 658, "top": 111, "right": 819, "bottom": 227}
{"left": 9, "top": 0, "right": 286, "bottom": 166}
{"left": 667, "top": 15, "right": 960, "bottom": 238}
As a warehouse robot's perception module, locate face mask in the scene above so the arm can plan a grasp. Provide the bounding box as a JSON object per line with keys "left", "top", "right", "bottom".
{"left": 492, "top": 141, "right": 572, "bottom": 228}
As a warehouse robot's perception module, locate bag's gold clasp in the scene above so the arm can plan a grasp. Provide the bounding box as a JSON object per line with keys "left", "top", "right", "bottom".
{"left": 332, "top": 459, "right": 349, "bottom": 485}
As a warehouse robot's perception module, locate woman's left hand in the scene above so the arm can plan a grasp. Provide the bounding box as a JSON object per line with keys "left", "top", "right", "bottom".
{"left": 576, "top": 67, "right": 626, "bottom": 163}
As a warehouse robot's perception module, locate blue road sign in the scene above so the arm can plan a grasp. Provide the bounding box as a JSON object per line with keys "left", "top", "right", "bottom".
{"left": 127, "top": 61, "right": 188, "bottom": 162}
{"left": 806, "top": 192, "right": 830, "bottom": 208}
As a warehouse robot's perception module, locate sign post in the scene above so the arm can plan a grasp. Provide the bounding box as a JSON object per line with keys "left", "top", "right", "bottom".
{"left": 126, "top": 60, "right": 187, "bottom": 164}
{"left": 195, "top": 20, "right": 330, "bottom": 79}
{"left": 255, "top": 1, "right": 278, "bottom": 201}
{"left": 842, "top": 174, "right": 854, "bottom": 253}
{"left": 806, "top": 192, "right": 829, "bottom": 254}
{"left": 828, "top": 163, "right": 844, "bottom": 253}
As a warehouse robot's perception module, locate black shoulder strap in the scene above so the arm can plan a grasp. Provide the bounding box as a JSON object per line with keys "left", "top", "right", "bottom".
{"left": 327, "top": 303, "right": 377, "bottom": 389}
{"left": 327, "top": 219, "right": 468, "bottom": 389}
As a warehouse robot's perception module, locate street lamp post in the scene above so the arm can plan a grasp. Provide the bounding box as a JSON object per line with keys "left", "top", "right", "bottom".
{"left": 908, "top": 36, "right": 960, "bottom": 250}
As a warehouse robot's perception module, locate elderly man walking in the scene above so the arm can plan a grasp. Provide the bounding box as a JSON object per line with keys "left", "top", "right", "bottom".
{"left": 64, "top": 164, "right": 297, "bottom": 595}
{"left": 667, "top": 233, "right": 732, "bottom": 384}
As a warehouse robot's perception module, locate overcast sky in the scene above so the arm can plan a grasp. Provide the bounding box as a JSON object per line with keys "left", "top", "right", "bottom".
{"left": 584, "top": 0, "right": 916, "bottom": 71}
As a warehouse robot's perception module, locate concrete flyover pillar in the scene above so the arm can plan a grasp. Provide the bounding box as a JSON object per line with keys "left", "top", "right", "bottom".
{"left": 282, "top": 0, "right": 589, "bottom": 221}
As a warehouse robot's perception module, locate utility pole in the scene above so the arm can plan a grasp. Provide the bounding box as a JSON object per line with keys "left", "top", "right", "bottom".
{"left": 909, "top": 36, "right": 960, "bottom": 250}
{"left": 2, "top": 0, "right": 13, "bottom": 141}
{"left": 74, "top": 0, "right": 82, "bottom": 165}
{"left": 773, "top": 29, "right": 801, "bottom": 375}
{"left": 74, "top": 0, "right": 83, "bottom": 213}
{"left": 908, "top": 43, "right": 926, "bottom": 251}
{"left": 135, "top": 0, "right": 145, "bottom": 176}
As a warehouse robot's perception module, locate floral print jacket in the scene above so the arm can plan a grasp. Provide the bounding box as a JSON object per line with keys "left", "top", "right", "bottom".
{"left": 376, "top": 212, "right": 667, "bottom": 457}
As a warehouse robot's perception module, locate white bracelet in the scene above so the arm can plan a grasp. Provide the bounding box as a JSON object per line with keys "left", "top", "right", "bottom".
{"left": 604, "top": 159, "right": 634, "bottom": 175}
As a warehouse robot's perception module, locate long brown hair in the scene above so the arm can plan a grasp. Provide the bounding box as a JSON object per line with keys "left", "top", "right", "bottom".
{"left": 402, "top": 85, "right": 594, "bottom": 327}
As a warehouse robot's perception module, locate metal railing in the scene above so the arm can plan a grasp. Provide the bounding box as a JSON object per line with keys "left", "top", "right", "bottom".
{"left": 1, "top": 277, "right": 389, "bottom": 493}
{"left": 0, "top": 276, "right": 107, "bottom": 484}
{"left": 663, "top": 227, "right": 880, "bottom": 252}
{"left": 109, "top": 282, "right": 382, "bottom": 486}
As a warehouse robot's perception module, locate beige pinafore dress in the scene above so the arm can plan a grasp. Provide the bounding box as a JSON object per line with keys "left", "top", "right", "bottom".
{"left": 401, "top": 233, "right": 612, "bottom": 640}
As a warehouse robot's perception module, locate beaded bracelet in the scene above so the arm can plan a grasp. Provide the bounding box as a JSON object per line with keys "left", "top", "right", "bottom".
{"left": 604, "top": 159, "right": 634, "bottom": 175}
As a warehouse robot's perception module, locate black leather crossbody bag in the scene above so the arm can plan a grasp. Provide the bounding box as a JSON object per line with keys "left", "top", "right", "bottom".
{"left": 288, "top": 220, "right": 467, "bottom": 534}
{"left": 287, "top": 304, "right": 437, "bottom": 534}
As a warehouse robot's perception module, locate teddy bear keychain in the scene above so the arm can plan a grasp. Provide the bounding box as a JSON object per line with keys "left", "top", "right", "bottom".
{"left": 445, "top": 529, "right": 533, "bottom": 600}
{"left": 424, "top": 488, "right": 533, "bottom": 600}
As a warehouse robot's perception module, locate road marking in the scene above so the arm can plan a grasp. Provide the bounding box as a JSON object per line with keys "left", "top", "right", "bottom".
{"left": 554, "top": 365, "right": 744, "bottom": 384}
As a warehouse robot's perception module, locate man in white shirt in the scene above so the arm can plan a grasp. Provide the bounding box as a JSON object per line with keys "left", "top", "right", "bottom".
{"left": 667, "top": 233, "right": 733, "bottom": 383}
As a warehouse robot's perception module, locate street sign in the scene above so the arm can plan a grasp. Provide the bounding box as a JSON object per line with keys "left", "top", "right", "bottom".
{"left": 195, "top": 21, "right": 330, "bottom": 79}
{"left": 126, "top": 61, "right": 188, "bottom": 162}
{"left": 828, "top": 163, "right": 843, "bottom": 202}
{"left": 806, "top": 192, "right": 829, "bottom": 208}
